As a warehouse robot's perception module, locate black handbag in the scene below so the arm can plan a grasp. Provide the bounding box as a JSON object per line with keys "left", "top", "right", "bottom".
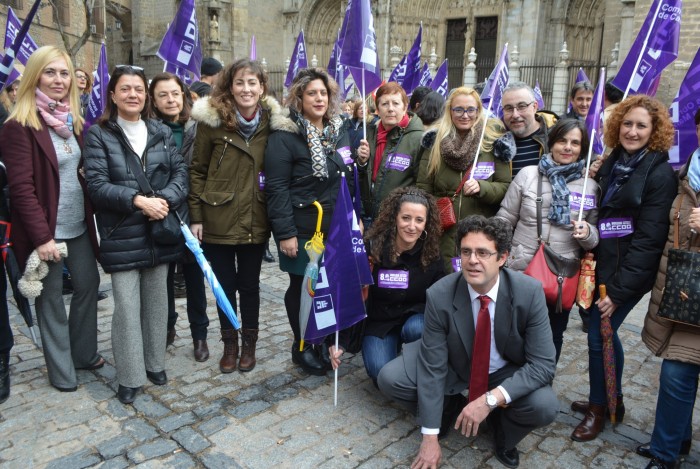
{"left": 124, "top": 150, "right": 183, "bottom": 245}
{"left": 658, "top": 194, "right": 700, "bottom": 327}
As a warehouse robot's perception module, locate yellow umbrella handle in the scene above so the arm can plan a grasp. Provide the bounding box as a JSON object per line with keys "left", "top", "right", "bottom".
{"left": 312, "top": 201, "right": 323, "bottom": 233}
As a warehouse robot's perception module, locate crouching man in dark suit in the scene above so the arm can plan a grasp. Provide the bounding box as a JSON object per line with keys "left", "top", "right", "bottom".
{"left": 378, "top": 215, "right": 558, "bottom": 469}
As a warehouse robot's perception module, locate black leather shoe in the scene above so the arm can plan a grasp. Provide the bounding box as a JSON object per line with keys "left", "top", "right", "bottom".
{"left": 97, "top": 291, "right": 108, "bottom": 301}
{"left": 637, "top": 441, "right": 691, "bottom": 459}
{"left": 315, "top": 343, "right": 332, "bottom": 371}
{"left": 146, "top": 370, "right": 167, "bottom": 385}
{"left": 117, "top": 385, "right": 140, "bottom": 404}
{"left": 193, "top": 339, "right": 209, "bottom": 362}
{"left": 645, "top": 457, "right": 677, "bottom": 469}
{"left": 76, "top": 355, "right": 105, "bottom": 370}
{"left": 291, "top": 341, "right": 326, "bottom": 376}
{"left": 495, "top": 446, "right": 520, "bottom": 468}
{"left": 263, "top": 247, "right": 275, "bottom": 263}
{"left": 52, "top": 383, "right": 78, "bottom": 392}
{"left": 438, "top": 394, "right": 467, "bottom": 440}
{"left": 166, "top": 327, "right": 176, "bottom": 346}
{"left": 0, "top": 353, "right": 10, "bottom": 404}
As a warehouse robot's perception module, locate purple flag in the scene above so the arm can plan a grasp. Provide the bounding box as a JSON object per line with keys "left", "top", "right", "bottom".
{"left": 612, "top": 0, "right": 681, "bottom": 98}
{"left": 585, "top": 67, "right": 607, "bottom": 156}
{"left": 250, "top": 35, "right": 257, "bottom": 60}
{"left": 480, "top": 43, "right": 510, "bottom": 118}
{"left": 164, "top": 61, "right": 194, "bottom": 85}
{"left": 669, "top": 47, "right": 700, "bottom": 168}
{"left": 285, "top": 30, "right": 308, "bottom": 88}
{"left": 338, "top": 0, "right": 382, "bottom": 94}
{"left": 533, "top": 79, "right": 545, "bottom": 109}
{"left": 84, "top": 43, "right": 109, "bottom": 130}
{"left": 430, "top": 59, "right": 449, "bottom": 98}
{"left": 388, "top": 54, "right": 407, "bottom": 85}
{"left": 0, "top": 53, "right": 20, "bottom": 88}
{"left": 328, "top": 32, "right": 351, "bottom": 99}
{"left": 303, "top": 178, "right": 368, "bottom": 343}
{"left": 417, "top": 62, "right": 432, "bottom": 88}
{"left": 402, "top": 24, "right": 423, "bottom": 94}
{"left": 157, "top": 0, "right": 203, "bottom": 84}
{"left": 0, "top": 0, "right": 40, "bottom": 91}
{"left": 4, "top": 8, "right": 38, "bottom": 65}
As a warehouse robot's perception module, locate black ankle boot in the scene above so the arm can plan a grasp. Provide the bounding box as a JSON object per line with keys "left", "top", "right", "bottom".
{"left": 291, "top": 341, "right": 326, "bottom": 376}
{"left": 0, "top": 353, "right": 9, "bottom": 404}
{"left": 315, "top": 342, "right": 332, "bottom": 371}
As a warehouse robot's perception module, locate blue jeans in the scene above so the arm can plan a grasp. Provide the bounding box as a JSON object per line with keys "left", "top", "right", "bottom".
{"left": 650, "top": 359, "right": 699, "bottom": 462}
{"left": 587, "top": 294, "right": 643, "bottom": 405}
{"left": 362, "top": 313, "right": 424, "bottom": 381}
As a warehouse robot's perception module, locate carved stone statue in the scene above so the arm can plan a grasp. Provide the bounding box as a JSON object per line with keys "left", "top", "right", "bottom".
{"left": 210, "top": 14, "right": 220, "bottom": 42}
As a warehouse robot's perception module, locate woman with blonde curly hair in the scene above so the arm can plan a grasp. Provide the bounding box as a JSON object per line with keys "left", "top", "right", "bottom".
{"left": 328, "top": 186, "right": 444, "bottom": 383}
{"left": 571, "top": 95, "right": 677, "bottom": 443}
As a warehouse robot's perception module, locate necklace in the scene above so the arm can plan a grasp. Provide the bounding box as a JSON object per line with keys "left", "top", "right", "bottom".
{"left": 62, "top": 138, "right": 72, "bottom": 154}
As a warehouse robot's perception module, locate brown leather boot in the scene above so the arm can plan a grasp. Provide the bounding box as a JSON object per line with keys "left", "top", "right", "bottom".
{"left": 571, "top": 395, "right": 625, "bottom": 422}
{"left": 219, "top": 329, "right": 238, "bottom": 373}
{"left": 239, "top": 329, "right": 259, "bottom": 372}
{"left": 571, "top": 403, "right": 606, "bottom": 442}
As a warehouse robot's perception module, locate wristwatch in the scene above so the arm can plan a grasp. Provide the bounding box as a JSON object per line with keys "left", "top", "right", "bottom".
{"left": 485, "top": 391, "right": 499, "bottom": 410}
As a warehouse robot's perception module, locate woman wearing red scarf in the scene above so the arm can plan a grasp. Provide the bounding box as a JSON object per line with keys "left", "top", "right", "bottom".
{"left": 357, "top": 83, "right": 424, "bottom": 225}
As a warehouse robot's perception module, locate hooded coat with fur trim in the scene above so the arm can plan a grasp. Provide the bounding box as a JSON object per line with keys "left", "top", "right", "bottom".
{"left": 189, "top": 96, "right": 281, "bottom": 245}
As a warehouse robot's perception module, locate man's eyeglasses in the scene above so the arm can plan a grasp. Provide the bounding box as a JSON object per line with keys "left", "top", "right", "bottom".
{"left": 115, "top": 64, "right": 145, "bottom": 72}
{"left": 451, "top": 107, "right": 479, "bottom": 118}
{"left": 502, "top": 101, "right": 534, "bottom": 115}
{"left": 460, "top": 248, "right": 498, "bottom": 260}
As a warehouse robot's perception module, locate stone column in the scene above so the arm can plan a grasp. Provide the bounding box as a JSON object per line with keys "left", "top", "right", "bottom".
{"left": 509, "top": 45, "right": 520, "bottom": 83}
{"left": 463, "top": 48, "right": 477, "bottom": 88}
{"left": 608, "top": 42, "right": 620, "bottom": 77}
{"left": 551, "top": 42, "right": 570, "bottom": 115}
{"left": 385, "top": 45, "right": 402, "bottom": 81}
{"left": 429, "top": 47, "right": 437, "bottom": 74}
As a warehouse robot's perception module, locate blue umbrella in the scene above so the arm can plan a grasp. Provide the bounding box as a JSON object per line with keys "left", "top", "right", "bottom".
{"left": 177, "top": 215, "right": 240, "bottom": 330}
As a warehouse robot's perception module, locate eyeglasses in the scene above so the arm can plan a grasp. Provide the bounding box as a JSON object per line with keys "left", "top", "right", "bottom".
{"left": 502, "top": 101, "right": 534, "bottom": 115}
{"left": 115, "top": 64, "right": 145, "bottom": 72}
{"left": 460, "top": 248, "right": 498, "bottom": 260}
{"left": 451, "top": 107, "right": 478, "bottom": 118}
{"left": 75, "top": 74, "right": 87, "bottom": 80}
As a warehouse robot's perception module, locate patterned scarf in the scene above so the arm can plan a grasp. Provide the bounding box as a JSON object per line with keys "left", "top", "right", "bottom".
{"left": 600, "top": 147, "right": 648, "bottom": 207}
{"left": 35, "top": 88, "right": 73, "bottom": 139}
{"left": 300, "top": 115, "right": 344, "bottom": 179}
{"left": 440, "top": 120, "right": 484, "bottom": 171}
{"left": 538, "top": 154, "right": 585, "bottom": 226}
{"left": 236, "top": 106, "right": 261, "bottom": 141}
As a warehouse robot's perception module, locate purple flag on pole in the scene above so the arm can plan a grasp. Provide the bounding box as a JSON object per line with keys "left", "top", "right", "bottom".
{"left": 402, "top": 24, "right": 422, "bottom": 94}
{"left": 0, "top": 0, "right": 40, "bottom": 91}
{"left": 669, "top": 47, "right": 700, "bottom": 169}
{"left": 250, "top": 35, "right": 257, "bottom": 60}
{"left": 417, "top": 62, "right": 432, "bottom": 88}
{"left": 0, "top": 53, "right": 20, "bottom": 87}
{"left": 430, "top": 59, "right": 449, "bottom": 98}
{"left": 533, "top": 79, "right": 545, "bottom": 109}
{"left": 4, "top": 8, "right": 38, "bottom": 65}
{"left": 612, "top": 0, "right": 681, "bottom": 98}
{"left": 585, "top": 67, "right": 607, "bottom": 156}
{"left": 164, "top": 61, "right": 194, "bottom": 85}
{"left": 303, "top": 178, "right": 368, "bottom": 343}
{"left": 388, "top": 55, "right": 407, "bottom": 85}
{"left": 157, "top": 0, "right": 202, "bottom": 84}
{"left": 338, "top": 0, "right": 382, "bottom": 94}
{"left": 285, "top": 30, "right": 308, "bottom": 88}
{"left": 480, "top": 43, "right": 510, "bottom": 118}
{"left": 328, "top": 33, "right": 351, "bottom": 98}
{"left": 85, "top": 43, "right": 109, "bottom": 130}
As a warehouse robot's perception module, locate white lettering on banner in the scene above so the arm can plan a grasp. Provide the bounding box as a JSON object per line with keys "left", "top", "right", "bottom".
{"left": 184, "top": 10, "right": 197, "bottom": 41}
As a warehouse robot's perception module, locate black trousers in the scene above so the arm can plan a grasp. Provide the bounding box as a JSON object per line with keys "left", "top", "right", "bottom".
{"left": 203, "top": 242, "right": 265, "bottom": 330}
{"left": 284, "top": 273, "right": 304, "bottom": 341}
{"left": 167, "top": 261, "right": 209, "bottom": 340}
{"left": 0, "top": 261, "right": 11, "bottom": 355}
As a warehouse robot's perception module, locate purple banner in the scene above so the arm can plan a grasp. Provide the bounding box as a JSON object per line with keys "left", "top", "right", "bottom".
{"left": 0, "top": 0, "right": 40, "bottom": 91}
{"left": 337, "top": 146, "right": 353, "bottom": 165}
{"left": 402, "top": 24, "right": 422, "bottom": 95}
{"left": 385, "top": 153, "right": 412, "bottom": 172}
{"left": 668, "top": 47, "right": 700, "bottom": 168}
{"left": 85, "top": 43, "right": 109, "bottom": 129}
{"left": 250, "top": 35, "right": 257, "bottom": 60}
{"left": 378, "top": 270, "right": 409, "bottom": 289}
{"left": 258, "top": 172, "right": 265, "bottom": 191}
{"left": 533, "top": 79, "right": 545, "bottom": 109}
{"left": 480, "top": 43, "right": 510, "bottom": 119}
{"left": 339, "top": 0, "right": 382, "bottom": 94}
{"left": 417, "top": 62, "right": 432, "bottom": 88}
{"left": 4, "top": 8, "right": 38, "bottom": 65}
{"left": 599, "top": 217, "right": 634, "bottom": 238}
{"left": 585, "top": 67, "right": 607, "bottom": 156}
{"left": 569, "top": 192, "right": 597, "bottom": 211}
{"left": 472, "top": 162, "right": 495, "bottom": 180}
{"left": 164, "top": 61, "right": 194, "bottom": 86}
{"left": 451, "top": 256, "right": 461, "bottom": 273}
{"left": 388, "top": 54, "right": 407, "bottom": 86}
{"left": 156, "top": 0, "right": 202, "bottom": 83}
{"left": 430, "top": 59, "right": 449, "bottom": 98}
{"left": 285, "top": 30, "right": 308, "bottom": 88}
{"left": 611, "top": 0, "right": 681, "bottom": 97}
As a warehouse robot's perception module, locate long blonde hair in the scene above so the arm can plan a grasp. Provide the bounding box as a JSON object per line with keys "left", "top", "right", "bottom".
{"left": 8, "top": 46, "right": 84, "bottom": 134}
{"left": 426, "top": 87, "right": 503, "bottom": 176}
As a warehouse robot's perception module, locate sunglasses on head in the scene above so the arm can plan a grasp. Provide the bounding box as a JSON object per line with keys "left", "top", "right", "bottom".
{"left": 115, "top": 64, "right": 145, "bottom": 72}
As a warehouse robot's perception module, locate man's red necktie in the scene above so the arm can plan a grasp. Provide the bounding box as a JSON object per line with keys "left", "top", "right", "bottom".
{"left": 468, "top": 295, "right": 491, "bottom": 402}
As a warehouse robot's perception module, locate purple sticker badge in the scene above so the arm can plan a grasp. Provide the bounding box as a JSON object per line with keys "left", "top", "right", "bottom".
{"left": 451, "top": 257, "right": 461, "bottom": 273}
{"left": 569, "top": 192, "right": 596, "bottom": 211}
{"left": 599, "top": 217, "right": 634, "bottom": 238}
{"left": 258, "top": 172, "right": 266, "bottom": 191}
{"left": 385, "top": 153, "right": 412, "bottom": 172}
{"left": 337, "top": 146, "right": 353, "bottom": 165}
{"left": 378, "top": 269, "right": 409, "bottom": 289}
{"left": 472, "top": 162, "right": 495, "bottom": 180}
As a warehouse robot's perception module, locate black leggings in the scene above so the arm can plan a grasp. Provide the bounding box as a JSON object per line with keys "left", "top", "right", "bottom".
{"left": 284, "top": 273, "right": 304, "bottom": 341}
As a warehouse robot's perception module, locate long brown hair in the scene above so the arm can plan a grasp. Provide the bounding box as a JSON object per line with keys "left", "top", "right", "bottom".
{"left": 209, "top": 59, "right": 268, "bottom": 131}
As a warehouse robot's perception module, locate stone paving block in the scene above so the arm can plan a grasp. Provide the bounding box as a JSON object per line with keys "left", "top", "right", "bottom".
{"left": 262, "top": 372, "right": 295, "bottom": 390}
{"left": 158, "top": 411, "right": 197, "bottom": 433}
{"left": 122, "top": 419, "right": 160, "bottom": 443}
{"left": 178, "top": 381, "right": 212, "bottom": 397}
{"left": 100, "top": 399, "right": 136, "bottom": 420}
{"left": 44, "top": 449, "right": 101, "bottom": 469}
{"left": 229, "top": 399, "right": 272, "bottom": 419}
{"left": 132, "top": 394, "right": 171, "bottom": 419}
{"left": 192, "top": 397, "right": 231, "bottom": 419}
{"left": 171, "top": 426, "right": 211, "bottom": 453}
{"left": 288, "top": 450, "right": 330, "bottom": 469}
{"left": 197, "top": 415, "right": 231, "bottom": 437}
{"left": 95, "top": 456, "right": 130, "bottom": 469}
{"left": 83, "top": 380, "right": 118, "bottom": 401}
{"left": 264, "top": 386, "right": 298, "bottom": 403}
{"left": 137, "top": 450, "right": 196, "bottom": 468}
{"left": 231, "top": 384, "right": 267, "bottom": 403}
{"left": 126, "top": 438, "right": 178, "bottom": 464}
{"left": 200, "top": 450, "right": 244, "bottom": 469}
{"left": 96, "top": 435, "right": 135, "bottom": 459}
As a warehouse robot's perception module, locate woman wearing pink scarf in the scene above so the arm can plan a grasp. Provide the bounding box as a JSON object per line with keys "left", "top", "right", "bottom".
{"left": 0, "top": 46, "right": 101, "bottom": 393}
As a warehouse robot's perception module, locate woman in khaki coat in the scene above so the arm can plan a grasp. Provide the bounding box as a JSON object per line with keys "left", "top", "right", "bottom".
{"left": 189, "top": 59, "right": 282, "bottom": 373}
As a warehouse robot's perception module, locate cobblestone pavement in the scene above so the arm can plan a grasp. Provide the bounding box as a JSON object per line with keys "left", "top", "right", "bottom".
{"left": 1, "top": 248, "right": 699, "bottom": 469}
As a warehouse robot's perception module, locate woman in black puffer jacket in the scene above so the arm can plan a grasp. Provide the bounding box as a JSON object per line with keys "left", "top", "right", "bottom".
{"left": 84, "top": 65, "right": 188, "bottom": 404}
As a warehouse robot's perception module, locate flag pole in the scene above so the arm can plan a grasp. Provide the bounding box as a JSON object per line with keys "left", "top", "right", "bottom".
{"left": 334, "top": 330, "right": 339, "bottom": 407}
{"left": 362, "top": 68, "right": 367, "bottom": 141}
{"left": 622, "top": 0, "right": 663, "bottom": 100}
{"left": 468, "top": 102, "right": 492, "bottom": 180}
{"left": 578, "top": 127, "right": 595, "bottom": 223}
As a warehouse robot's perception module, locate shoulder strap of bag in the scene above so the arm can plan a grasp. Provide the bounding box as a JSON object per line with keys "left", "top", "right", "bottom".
{"left": 536, "top": 172, "right": 543, "bottom": 243}
{"left": 674, "top": 192, "right": 684, "bottom": 249}
{"left": 124, "top": 151, "right": 155, "bottom": 196}
{"left": 452, "top": 169, "right": 473, "bottom": 200}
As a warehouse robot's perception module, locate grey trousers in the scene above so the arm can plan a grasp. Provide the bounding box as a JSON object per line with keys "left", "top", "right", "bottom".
{"left": 111, "top": 264, "right": 168, "bottom": 388}
{"left": 35, "top": 231, "right": 100, "bottom": 388}
{"left": 377, "top": 340, "right": 559, "bottom": 449}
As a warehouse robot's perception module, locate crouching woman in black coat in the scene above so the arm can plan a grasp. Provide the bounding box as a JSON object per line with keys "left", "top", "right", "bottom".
{"left": 84, "top": 65, "right": 188, "bottom": 404}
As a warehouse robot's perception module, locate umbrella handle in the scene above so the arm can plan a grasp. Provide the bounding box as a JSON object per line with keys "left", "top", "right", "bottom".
{"left": 312, "top": 201, "right": 323, "bottom": 233}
